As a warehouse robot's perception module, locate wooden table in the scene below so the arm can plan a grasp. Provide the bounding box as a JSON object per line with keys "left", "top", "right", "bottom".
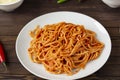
{"left": 0, "top": 0, "right": 120, "bottom": 80}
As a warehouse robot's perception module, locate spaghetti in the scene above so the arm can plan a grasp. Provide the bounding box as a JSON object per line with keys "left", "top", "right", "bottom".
{"left": 28, "top": 22, "right": 104, "bottom": 75}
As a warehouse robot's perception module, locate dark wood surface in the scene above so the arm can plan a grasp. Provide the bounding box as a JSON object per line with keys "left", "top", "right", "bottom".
{"left": 0, "top": 0, "right": 120, "bottom": 80}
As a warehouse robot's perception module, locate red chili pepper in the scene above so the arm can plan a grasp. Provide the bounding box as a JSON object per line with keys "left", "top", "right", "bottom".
{"left": 0, "top": 42, "right": 7, "bottom": 70}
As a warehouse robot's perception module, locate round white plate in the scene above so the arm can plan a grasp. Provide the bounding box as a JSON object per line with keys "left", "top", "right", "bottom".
{"left": 16, "top": 11, "right": 111, "bottom": 80}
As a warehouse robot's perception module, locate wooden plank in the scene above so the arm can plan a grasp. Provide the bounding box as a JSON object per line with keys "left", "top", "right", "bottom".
{"left": 112, "top": 40, "right": 120, "bottom": 47}
{"left": 0, "top": 25, "right": 23, "bottom": 36}
{"left": 0, "top": 74, "right": 120, "bottom": 80}
{"left": 96, "top": 64, "right": 120, "bottom": 77}
{"left": 106, "top": 28, "right": 120, "bottom": 37}
{"left": 0, "top": 74, "right": 42, "bottom": 80}
{"left": 83, "top": 76, "right": 120, "bottom": 80}
{"left": 0, "top": 14, "right": 36, "bottom": 26}
{"left": 111, "top": 47, "right": 120, "bottom": 56}
{"left": 0, "top": 2, "right": 120, "bottom": 27}
{"left": 106, "top": 56, "right": 120, "bottom": 64}
{"left": 0, "top": 63, "right": 30, "bottom": 75}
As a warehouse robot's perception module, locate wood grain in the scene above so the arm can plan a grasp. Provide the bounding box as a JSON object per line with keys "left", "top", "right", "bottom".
{"left": 0, "top": 0, "right": 120, "bottom": 80}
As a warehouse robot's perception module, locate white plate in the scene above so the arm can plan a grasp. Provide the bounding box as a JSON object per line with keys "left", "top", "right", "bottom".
{"left": 16, "top": 11, "right": 111, "bottom": 80}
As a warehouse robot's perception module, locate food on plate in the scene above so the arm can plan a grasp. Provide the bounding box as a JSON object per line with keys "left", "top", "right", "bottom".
{"left": 28, "top": 22, "right": 104, "bottom": 75}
